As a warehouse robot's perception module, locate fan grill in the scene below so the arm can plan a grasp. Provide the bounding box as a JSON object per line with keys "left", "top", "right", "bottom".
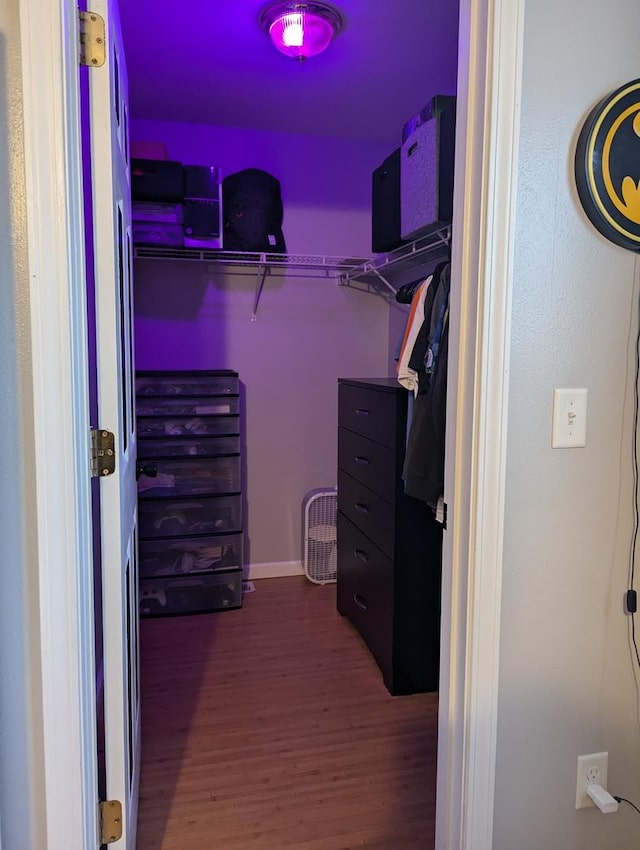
{"left": 303, "top": 489, "right": 337, "bottom": 584}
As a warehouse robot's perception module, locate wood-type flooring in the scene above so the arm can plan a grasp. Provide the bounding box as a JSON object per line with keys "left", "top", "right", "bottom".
{"left": 136, "top": 576, "right": 438, "bottom": 849}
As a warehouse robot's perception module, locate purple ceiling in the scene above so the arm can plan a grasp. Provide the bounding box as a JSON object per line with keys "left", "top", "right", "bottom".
{"left": 119, "top": 0, "right": 459, "bottom": 145}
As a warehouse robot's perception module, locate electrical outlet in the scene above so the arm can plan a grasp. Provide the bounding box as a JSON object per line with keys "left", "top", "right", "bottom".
{"left": 576, "top": 752, "right": 609, "bottom": 809}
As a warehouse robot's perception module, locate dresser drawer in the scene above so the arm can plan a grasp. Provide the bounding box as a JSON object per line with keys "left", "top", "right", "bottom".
{"left": 338, "top": 427, "right": 396, "bottom": 502}
{"left": 336, "top": 512, "right": 393, "bottom": 681}
{"left": 338, "top": 470, "right": 394, "bottom": 559}
{"left": 338, "top": 383, "right": 398, "bottom": 447}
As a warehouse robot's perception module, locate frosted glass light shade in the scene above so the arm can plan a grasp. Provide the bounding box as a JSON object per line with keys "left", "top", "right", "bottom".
{"left": 260, "top": 3, "right": 344, "bottom": 61}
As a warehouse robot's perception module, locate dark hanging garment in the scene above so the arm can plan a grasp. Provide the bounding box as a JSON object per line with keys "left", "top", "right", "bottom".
{"left": 222, "top": 168, "right": 286, "bottom": 253}
{"left": 407, "top": 261, "right": 449, "bottom": 374}
{"left": 403, "top": 263, "right": 450, "bottom": 505}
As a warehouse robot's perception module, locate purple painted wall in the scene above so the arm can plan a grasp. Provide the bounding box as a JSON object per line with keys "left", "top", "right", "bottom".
{"left": 132, "top": 119, "right": 394, "bottom": 568}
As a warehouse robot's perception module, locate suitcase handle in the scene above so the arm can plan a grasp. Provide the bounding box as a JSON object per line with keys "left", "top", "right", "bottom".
{"left": 354, "top": 549, "right": 369, "bottom": 563}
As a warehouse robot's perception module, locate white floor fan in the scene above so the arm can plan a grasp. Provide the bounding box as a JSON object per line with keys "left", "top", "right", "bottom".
{"left": 302, "top": 488, "right": 338, "bottom": 584}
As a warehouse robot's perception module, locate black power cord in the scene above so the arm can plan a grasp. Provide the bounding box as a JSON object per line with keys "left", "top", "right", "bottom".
{"left": 614, "top": 795, "right": 640, "bottom": 817}
{"left": 629, "top": 274, "right": 640, "bottom": 671}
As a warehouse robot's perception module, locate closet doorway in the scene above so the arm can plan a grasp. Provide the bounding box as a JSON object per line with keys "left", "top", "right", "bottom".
{"left": 120, "top": 1, "right": 461, "bottom": 847}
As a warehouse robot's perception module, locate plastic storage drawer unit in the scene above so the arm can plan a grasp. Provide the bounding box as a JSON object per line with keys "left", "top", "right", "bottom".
{"left": 139, "top": 569, "right": 242, "bottom": 617}
{"left": 137, "top": 434, "right": 240, "bottom": 458}
{"left": 137, "top": 415, "right": 240, "bottom": 439}
{"left": 138, "top": 494, "right": 242, "bottom": 539}
{"left": 139, "top": 534, "right": 243, "bottom": 579}
{"left": 137, "top": 455, "right": 241, "bottom": 498}
{"left": 136, "top": 372, "right": 238, "bottom": 397}
{"left": 135, "top": 370, "right": 245, "bottom": 617}
{"left": 135, "top": 395, "right": 239, "bottom": 418}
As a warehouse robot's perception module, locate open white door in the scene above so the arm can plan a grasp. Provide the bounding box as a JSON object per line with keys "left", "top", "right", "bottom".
{"left": 88, "top": 1, "right": 140, "bottom": 846}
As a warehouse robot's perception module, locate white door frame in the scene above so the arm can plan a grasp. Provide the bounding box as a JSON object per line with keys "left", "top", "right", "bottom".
{"left": 18, "top": 0, "right": 99, "bottom": 848}
{"left": 16, "top": 0, "right": 525, "bottom": 848}
{"left": 436, "top": 0, "right": 525, "bottom": 847}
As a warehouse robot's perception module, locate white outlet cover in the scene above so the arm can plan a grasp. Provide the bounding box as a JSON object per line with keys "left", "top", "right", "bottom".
{"left": 576, "top": 751, "right": 609, "bottom": 809}
{"left": 552, "top": 388, "right": 588, "bottom": 448}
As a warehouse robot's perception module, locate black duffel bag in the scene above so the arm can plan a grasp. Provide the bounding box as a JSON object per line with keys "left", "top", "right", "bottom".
{"left": 222, "top": 168, "right": 286, "bottom": 253}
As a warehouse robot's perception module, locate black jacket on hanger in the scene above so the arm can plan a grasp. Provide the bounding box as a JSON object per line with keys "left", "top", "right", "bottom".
{"left": 402, "top": 262, "right": 450, "bottom": 507}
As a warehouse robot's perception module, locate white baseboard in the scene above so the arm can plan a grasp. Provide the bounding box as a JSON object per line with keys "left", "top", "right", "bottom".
{"left": 246, "top": 560, "right": 304, "bottom": 580}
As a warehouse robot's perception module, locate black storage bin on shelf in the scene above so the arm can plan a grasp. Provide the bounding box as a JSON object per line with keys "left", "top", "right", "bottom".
{"left": 131, "top": 158, "right": 185, "bottom": 203}
{"left": 136, "top": 369, "right": 244, "bottom": 617}
{"left": 400, "top": 95, "right": 456, "bottom": 241}
{"left": 371, "top": 148, "right": 407, "bottom": 254}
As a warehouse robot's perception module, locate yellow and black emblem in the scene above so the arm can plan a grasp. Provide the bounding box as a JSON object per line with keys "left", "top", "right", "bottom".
{"left": 575, "top": 78, "right": 640, "bottom": 252}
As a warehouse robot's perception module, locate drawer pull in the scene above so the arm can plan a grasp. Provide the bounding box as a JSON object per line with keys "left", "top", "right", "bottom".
{"left": 355, "top": 502, "right": 370, "bottom": 515}
{"left": 354, "top": 456, "right": 370, "bottom": 465}
{"left": 354, "top": 548, "right": 369, "bottom": 562}
{"left": 355, "top": 408, "right": 370, "bottom": 416}
{"left": 354, "top": 593, "right": 368, "bottom": 611}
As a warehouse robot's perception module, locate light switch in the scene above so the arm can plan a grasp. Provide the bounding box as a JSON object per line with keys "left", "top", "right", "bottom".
{"left": 552, "top": 388, "right": 588, "bottom": 448}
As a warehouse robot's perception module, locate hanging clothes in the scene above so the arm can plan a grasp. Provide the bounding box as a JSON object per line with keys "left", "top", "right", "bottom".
{"left": 396, "top": 275, "right": 431, "bottom": 394}
{"left": 402, "top": 262, "right": 450, "bottom": 508}
{"left": 395, "top": 277, "right": 426, "bottom": 305}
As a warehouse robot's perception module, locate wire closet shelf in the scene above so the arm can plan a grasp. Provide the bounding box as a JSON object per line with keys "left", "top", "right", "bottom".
{"left": 132, "top": 224, "right": 450, "bottom": 316}
{"left": 337, "top": 225, "right": 451, "bottom": 293}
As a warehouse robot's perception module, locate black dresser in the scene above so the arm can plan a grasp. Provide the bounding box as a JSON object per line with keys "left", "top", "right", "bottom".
{"left": 336, "top": 377, "right": 442, "bottom": 695}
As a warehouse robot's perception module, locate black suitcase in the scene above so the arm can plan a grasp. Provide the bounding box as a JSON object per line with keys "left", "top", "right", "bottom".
{"left": 371, "top": 148, "right": 407, "bottom": 254}
{"left": 222, "top": 168, "right": 286, "bottom": 253}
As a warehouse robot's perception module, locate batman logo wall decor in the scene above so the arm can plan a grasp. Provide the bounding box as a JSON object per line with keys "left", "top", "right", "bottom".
{"left": 575, "top": 78, "right": 640, "bottom": 252}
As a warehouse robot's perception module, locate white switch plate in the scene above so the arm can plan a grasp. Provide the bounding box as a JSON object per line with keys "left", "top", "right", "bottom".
{"left": 552, "top": 388, "right": 588, "bottom": 448}
{"left": 576, "top": 751, "right": 608, "bottom": 809}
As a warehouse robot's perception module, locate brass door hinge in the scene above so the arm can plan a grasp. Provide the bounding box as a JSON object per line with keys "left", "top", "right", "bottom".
{"left": 99, "top": 799, "right": 123, "bottom": 844}
{"left": 91, "top": 429, "right": 116, "bottom": 477}
{"left": 79, "top": 10, "right": 106, "bottom": 67}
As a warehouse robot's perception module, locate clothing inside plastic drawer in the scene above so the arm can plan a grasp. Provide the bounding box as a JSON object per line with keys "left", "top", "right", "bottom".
{"left": 136, "top": 415, "right": 240, "bottom": 438}
{"left": 135, "top": 374, "right": 238, "bottom": 396}
{"left": 139, "top": 533, "right": 243, "bottom": 578}
{"left": 137, "top": 435, "right": 240, "bottom": 458}
{"left": 137, "top": 456, "right": 240, "bottom": 498}
{"left": 138, "top": 495, "right": 242, "bottom": 538}
{"left": 135, "top": 396, "right": 239, "bottom": 417}
{"left": 139, "top": 568, "right": 242, "bottom": 617}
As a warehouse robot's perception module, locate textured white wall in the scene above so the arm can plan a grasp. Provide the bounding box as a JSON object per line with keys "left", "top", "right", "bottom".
{"left": 494, "top": 0, "right": 640, "bottom": 847}
{"left": 0, "top": 2, "right": 46, "bottom": 848}
{"left": 132, "top": 120, "right": 393, "bottom": 566}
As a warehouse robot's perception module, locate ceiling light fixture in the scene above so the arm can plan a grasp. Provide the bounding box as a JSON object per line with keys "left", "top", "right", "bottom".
{"left": 260, "top": 2, "right": 345, "bottom": 62}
